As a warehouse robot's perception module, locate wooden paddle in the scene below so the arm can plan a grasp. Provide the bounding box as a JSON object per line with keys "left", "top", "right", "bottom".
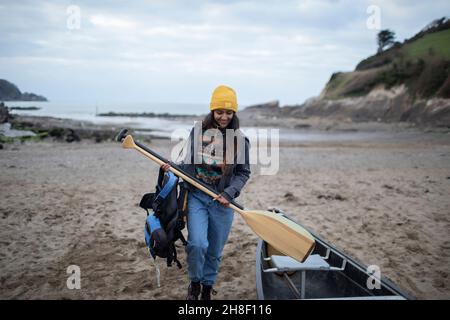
{"left": 116, "top": 129, "right": 315, "bottom": 262}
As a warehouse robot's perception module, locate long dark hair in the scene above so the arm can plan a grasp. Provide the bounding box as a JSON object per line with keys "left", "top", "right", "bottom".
{"left": 201, "top": 111, "right": 241, "bottom": 178}
{"left": 201, "top": 111, "right": 240, "bottom": 131}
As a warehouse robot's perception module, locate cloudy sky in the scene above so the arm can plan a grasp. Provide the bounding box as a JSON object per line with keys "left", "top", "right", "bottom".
{"left": 0, "top": 0, "right": 449, "bottom": 106}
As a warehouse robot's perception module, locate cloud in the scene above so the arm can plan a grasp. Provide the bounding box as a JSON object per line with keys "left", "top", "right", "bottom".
{"left": 0, "top": 0, "right": 449, "bottom": 105}
{"left": 89, "top": 14, "right": 137, "bottom": 29}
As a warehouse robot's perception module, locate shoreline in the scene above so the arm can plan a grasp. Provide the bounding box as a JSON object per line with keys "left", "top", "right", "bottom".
{"left": 2, "top": 113, "right": 449, "bottom": 146}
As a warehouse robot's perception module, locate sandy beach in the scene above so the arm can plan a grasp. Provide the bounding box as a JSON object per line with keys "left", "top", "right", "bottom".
{"left": 2, "top": 0, "right": 450, "bottom": 302}
{"left": 0, "top": 123, "right": 449, "bottom": 300}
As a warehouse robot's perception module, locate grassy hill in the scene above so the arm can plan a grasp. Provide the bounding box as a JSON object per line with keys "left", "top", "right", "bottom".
{"left": 323, "top": 20, "right": 450, "bottom": 100}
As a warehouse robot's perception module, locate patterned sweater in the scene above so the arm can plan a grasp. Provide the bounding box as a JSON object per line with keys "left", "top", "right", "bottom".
{"left": 195, "top": 129, "right": 225, "bottom": 185}
{"left": 178, "top": 126, "right": 251, "bottom": 201}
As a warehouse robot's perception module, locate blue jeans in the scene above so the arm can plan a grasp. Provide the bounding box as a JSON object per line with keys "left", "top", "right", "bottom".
{"left": 185, "top": 188, "right": 234, "bottom": 286}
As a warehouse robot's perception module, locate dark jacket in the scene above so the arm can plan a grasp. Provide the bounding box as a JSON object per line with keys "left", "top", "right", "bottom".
{"left": 177, "top": 127, "right": 251, "bottom": 202}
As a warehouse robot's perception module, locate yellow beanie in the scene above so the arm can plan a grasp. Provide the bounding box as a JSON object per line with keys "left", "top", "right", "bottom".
{"left": 209, "top": 85, "right": 238, "bottom": 113}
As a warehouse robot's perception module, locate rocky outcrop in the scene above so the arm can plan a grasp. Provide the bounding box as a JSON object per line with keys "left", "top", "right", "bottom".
{"left": 295, "top": 85, "right": 450, "bottom": 127}
{"left": 0, "top": 79, "right": 47, "bottom": 101}
{"left": 276, "top": 18, "right": 450, "bottom": 127}
{"left": 241, "top": 100, "right": 281, "bottom": 116}
{"left": 243, "top": 100, "right": 280, "bottom": 111}
{"left": 0, "top": 102, "right": 10, "bottom": 123}
{"left": 244, "top": 86, "right": 450, "bottom": 127}
{"left": 8, "top": 115, "right": 157, "bottom": 143}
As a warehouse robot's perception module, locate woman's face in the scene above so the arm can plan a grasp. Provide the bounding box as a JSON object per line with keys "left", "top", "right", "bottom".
{"left": 213, "top": 109, "right": 234, "bottom": 129}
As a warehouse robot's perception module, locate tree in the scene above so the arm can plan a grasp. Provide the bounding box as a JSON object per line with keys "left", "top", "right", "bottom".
{"left": 377, "top": 29, "right": 396, "bottom": 53}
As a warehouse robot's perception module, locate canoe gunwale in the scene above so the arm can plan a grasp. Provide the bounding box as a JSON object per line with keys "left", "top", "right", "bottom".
{"left": 255, "top": 211, "right": 412, "bottom": 300}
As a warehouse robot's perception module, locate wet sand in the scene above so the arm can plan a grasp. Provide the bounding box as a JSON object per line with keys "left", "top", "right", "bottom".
{"left": 0, "top": 129, "right": 449, "bottom": 299}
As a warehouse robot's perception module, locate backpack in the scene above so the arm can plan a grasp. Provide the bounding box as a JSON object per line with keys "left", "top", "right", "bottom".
{"left": 139, "top": 168, "right": 188, "bottom": 269}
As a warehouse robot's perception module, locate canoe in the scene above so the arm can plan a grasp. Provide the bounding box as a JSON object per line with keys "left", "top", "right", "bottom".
{"left": 256, "top": 208, "right": 411, "bottom": 300}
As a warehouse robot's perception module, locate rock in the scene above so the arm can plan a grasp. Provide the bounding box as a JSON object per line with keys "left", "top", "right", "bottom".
{"left": 48, "top": 127, "right": 65, "bottom": 139}
{"left": 0, "top": 79, "right": 47, "bottom": 101}
{"left": 241, "top": 100, "right": 280, "bottom": 116}
{"left": 294, "top": 123, "right": 311, "bottom": 129}
{"left": 48, "top": 127, "right": 83, "bottom": 143}
{"left": 245, "top": 100, "right": 279, "bottom": 109}
{"left": 334, "top": 194, "right": 346, "bottom": 201}
{"left": 283, "top": 192, "right": 297, "bottom": 201}
{"left": 19, "top": 92, "right": 47, "bottom": 101}
{"left": 317, "top": 193, "right": 346, "bottom": 201}
{"left": 11, "top": 115, "right": 133, "bottom": 143}
{"left": 0, "top": 80, "right": 21, "bottom": 100}
{"left": 0, "top": 102, "right": 10, "bottom": 123}
{"left": 0, "top": 122, "right": 36, "bottom": 138}
{"left": 9, "top": 106, "right": 41, "bottom": 111}
{"left": 65, "top": 129, "right": 80, "bottom": 143}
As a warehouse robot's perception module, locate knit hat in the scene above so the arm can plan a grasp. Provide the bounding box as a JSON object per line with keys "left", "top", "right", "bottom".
{"left": 209, "top": 85, "right": 238, "bottom": 113}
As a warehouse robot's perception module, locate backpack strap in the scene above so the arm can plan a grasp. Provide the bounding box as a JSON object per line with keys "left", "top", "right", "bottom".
{"left": 152, "top": 171, "right": 178, "bottom": 211}
{"left": 157, "top": 171, "right": 178, "bottom": 200}
{"left": 177, "top": 183, "right": 189, "bottom": 217}
{"left": 177, "top": 229, "right": 187, "bottom": 246}
{"left": 167, "top": 242, "right": 182, "bottom": 269}
{"left": 175, "top": 185, "right": 188, "bottom": 246}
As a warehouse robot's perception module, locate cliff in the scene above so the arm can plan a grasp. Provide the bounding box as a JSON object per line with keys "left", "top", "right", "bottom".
{"left": 283, "top": 18, "right": 450, "bottom": 127}
{"left": 0, "top": 79, "right": 47, "bottom": 101}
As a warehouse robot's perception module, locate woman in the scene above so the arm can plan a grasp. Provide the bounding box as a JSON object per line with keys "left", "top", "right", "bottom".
{"left": 161, "top": 85, "right": 251, "bottom": 300}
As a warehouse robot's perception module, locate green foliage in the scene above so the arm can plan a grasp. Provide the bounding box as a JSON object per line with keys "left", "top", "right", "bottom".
{"left": 0, "top": 134, "right": 15, "bottom": 143}
{"left": 377, "top": 29, "right": 396, "bottom": 53}
{"left": 325, "top": 26, "right": 450, "bottom": 100}
{"left": 324, "top": 72, "right": 351, "bottom": 99}
{"left": 403, "top": 29, "right": 450, "bottom": 60}
{"left": 0, "top": 131, "right": 48, "bottom": 144}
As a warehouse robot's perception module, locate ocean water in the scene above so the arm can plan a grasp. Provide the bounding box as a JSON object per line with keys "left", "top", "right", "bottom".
{"left": 6, "top": 100, "right": 204, "bottom": 138}
{"left": 5, "top": 100, "right": 207, "bottom": 117}
{"left": 6, "top": 100, "right": 286, "bottom": 141}
{"left": 5, "top": 100, "right": 395, "bottom": 142}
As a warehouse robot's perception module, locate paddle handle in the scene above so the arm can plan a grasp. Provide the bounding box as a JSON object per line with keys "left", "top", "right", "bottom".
{"left": 132, "top": 138, "right": 245, "bottom": 212}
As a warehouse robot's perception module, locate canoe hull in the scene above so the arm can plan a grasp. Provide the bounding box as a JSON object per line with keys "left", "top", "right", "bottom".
{"left": 255, "top": 213, "right": 411, "bottom": 300}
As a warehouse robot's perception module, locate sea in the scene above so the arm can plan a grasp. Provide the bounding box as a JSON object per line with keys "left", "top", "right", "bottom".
{"left": 4, "top": 100, "right": 396, "bottom": 142}
{"left": 5, "top": 100, "right": 205, "bottom": 139}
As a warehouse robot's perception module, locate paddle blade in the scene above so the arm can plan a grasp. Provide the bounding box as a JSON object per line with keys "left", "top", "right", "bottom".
{"left": 122, "top": 135, "right": 136, "bottom": 149}
{"left": 240, "top": 210, "right": 315, "bottom": 263}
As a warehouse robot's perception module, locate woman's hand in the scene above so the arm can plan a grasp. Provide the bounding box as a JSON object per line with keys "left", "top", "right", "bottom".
{"left": 213, "top": 194, "right": 230, "bottom": 207}
{"left": 161, "top": 162, "right": 171, "bottom": 172}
